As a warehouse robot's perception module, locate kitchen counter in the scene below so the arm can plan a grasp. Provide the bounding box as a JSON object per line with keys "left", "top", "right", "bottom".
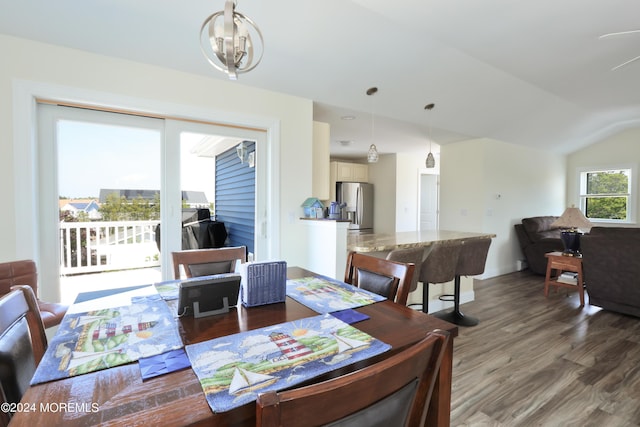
{"left": 347, "top": 229, "right": 495, "bottom": 253}
{"left": 299, "top": 217, "right": 352, "bottom": 222}
{"left": 300, "top": 218, "right": 351, "bottom": 279}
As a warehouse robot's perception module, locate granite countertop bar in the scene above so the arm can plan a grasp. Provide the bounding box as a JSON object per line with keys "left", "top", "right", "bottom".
{"left": 347, "top": 230, "right": 496, "bottom": 253}
{"left": 300, "top": 217, "right": 352, "bottom": 222}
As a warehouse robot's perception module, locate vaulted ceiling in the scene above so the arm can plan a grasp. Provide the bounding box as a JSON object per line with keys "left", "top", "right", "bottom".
{"left": 3, "top": 0, "right": 640, "bottom": 160}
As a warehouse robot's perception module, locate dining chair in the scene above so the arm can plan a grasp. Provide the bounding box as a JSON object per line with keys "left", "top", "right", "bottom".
{"left": 171, "top": 246, "right": 248, "bottom": 279}
{"left": 0, "top": 260, "right": 67, "bottom": 328}
{"left": 0, "top": 285, "right": 48, "bottom": 425}
{"left": 344, "top": 251, "right": 415, "bottom": 305}
{"left": 256, "top": 329, "right": 450, "bottom": 427}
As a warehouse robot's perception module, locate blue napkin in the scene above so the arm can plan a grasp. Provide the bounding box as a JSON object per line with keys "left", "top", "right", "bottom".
{"left": 139, "top": 348, "right": 191, "bottom": 380}
{"left": 330, "top": 308, "right": 369, "bottom": 324}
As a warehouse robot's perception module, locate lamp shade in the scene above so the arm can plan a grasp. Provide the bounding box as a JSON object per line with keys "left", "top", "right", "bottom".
{"left": 551, "top": 207, "right": 592, "bottom": 230}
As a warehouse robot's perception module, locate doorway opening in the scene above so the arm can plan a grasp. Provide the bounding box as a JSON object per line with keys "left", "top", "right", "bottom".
{"left": 419, "top": 173, "right": 439, "bottom": 231}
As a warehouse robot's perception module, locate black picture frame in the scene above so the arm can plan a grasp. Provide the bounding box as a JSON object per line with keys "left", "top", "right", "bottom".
{"left": 177, "top": 274, "right": 241, "bottom": 318}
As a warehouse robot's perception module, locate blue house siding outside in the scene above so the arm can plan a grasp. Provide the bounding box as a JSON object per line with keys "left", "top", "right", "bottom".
{"left": 215, "top": 141, "right": 255, "bottom": 254}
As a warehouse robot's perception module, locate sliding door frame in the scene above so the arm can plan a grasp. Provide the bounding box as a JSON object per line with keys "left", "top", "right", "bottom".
{"left": 13, "top": 80, "right": 280, "bottom": 303}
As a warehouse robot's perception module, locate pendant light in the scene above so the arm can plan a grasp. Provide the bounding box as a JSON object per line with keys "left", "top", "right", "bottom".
{"left": 367, "top": 87, "right": 379, "bottom": 163}
{"left": 424, "top": 103, "right": 436, "bottom": 168}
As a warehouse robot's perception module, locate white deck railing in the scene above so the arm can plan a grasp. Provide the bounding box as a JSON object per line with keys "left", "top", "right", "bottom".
{"left": 59, "top": 220, "right": 161, "bottom": 275}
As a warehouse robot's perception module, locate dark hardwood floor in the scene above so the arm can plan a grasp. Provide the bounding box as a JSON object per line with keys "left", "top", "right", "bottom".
{"left": 445, "top": 270, "right": 640, "bottom": 427}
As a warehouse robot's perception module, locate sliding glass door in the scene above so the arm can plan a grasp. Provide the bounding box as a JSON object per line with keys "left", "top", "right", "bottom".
{"left": 38, "top": 105, "right": 267, "bottom": 303}
{"left": 38, "top": 104, "right": 164, "bottom": 303}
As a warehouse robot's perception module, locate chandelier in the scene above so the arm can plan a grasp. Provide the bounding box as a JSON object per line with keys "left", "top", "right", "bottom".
{"left": 200, "top": 0, "right": 264, "bottom": 80}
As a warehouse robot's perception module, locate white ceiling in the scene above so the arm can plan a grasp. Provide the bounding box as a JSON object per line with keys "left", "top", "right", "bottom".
{"left": 3, "top": 0, "right": 640, "bottom": 160}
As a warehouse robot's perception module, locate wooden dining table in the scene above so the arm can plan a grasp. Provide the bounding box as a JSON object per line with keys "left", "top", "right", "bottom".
{"left": 11, "top": 267, "right": 458, "bottom": 426}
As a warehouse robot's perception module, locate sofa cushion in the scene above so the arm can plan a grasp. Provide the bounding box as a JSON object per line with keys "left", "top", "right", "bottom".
{"left": 522, "top": 216, "right": 561, "bottom": 242}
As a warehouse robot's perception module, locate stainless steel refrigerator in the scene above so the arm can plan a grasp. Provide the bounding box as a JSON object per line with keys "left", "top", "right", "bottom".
{"left": 337, "top": 182, "right": 374, "bottom": 233}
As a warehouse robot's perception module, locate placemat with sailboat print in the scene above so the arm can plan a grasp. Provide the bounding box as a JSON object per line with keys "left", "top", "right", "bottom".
{"left": 31, "top": 295, "right": 183, "bottom": 385}
{"left": 285, "top": 275, "right": 385, "bottom": 313}
{"left": 185, "top": 313, "right": 391, "bottom": 413}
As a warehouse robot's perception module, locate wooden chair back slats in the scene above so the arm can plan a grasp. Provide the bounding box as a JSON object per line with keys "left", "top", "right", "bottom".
{"left": 344, "top": 251, "right": 415, "bottom": 305}
{"left": 171, "top": 246, "right": 248, "bottom": 279}
{"left": 256, "top": 329, "right": 450, "bottom": 427}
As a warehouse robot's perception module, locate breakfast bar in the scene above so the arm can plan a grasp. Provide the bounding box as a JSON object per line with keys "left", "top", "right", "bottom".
{"left": 347, "top": 230, "right": 496, "bottom": 319}
{"left": 348, "top": 229, "right": 496, "bottom": 253}
{"left": 302, "top": 218, "right": 496, "bottom": 281}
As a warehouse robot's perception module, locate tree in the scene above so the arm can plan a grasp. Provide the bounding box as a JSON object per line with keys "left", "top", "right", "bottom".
{"left": 587, "top": 171, "right": 628, "bottom": 194}
{"left": 585, "top": 171, "right": 628, "bottom": 220}
{"left": 59, "top": 210, "right": 95, "bottom": 267}
{"left": 98, "top": 193, "right": 160, "bottom": 221}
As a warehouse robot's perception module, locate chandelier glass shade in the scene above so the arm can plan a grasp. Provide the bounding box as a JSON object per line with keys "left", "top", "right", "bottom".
{"left": 200, "top": 0, "right": 264, "bottom": 80}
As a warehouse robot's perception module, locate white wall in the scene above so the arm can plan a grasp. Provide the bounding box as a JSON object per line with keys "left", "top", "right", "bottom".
{"left": 440, "top": 138, "right": 566, "bottom": 278}
{"left": 366, "top": 150, "right": 441, "bottom": 234}
{"left": 395, "top": 151, "right": 439, "bottom": 232}
{"left": 1, "top": 35, "right": 312, "bottom": 271}
{"left": 367, "top": 154, "right": 397, "bottom": 234}
{"left": 567, "top": 128, "right": 640, "bottom": 226}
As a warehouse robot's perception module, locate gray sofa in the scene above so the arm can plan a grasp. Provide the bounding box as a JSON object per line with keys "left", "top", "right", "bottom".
{"left": 514, "top": 216, "right": 564, "bottom": 275}
{"left": 581, "top": 227, "right": 640, "bottom": 318}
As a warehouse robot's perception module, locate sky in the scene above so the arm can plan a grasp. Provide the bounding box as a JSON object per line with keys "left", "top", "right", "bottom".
{"left": 57, "top": 120, "right": 216, "bottom": 202}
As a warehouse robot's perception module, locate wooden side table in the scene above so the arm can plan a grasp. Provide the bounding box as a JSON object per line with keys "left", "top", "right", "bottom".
{"left": 544, "top": 251, "right": 585, "bottom": 306}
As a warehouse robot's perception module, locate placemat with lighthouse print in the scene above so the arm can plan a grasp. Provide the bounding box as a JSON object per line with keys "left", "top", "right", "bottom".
{"left": 286, "top": 275, "right": 385, "bottom": 314}
{"left": 31, "top": 295, "right": 183, "bottom": 385}
{"left": 185, "top": 313, "right": 390, "bottom": 413}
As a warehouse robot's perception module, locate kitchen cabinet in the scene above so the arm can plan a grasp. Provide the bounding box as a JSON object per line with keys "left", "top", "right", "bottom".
{"left": 331, "top": 161, "right": 368, "bottom": 182}
{"left": 312, "top": 121, "right": 330, "bottom": 200}
{"left": 351, "top": 163, "right": 369, "bottom": 182}
{"left": 329, "top": 161, "right": 369, "bottom": 202}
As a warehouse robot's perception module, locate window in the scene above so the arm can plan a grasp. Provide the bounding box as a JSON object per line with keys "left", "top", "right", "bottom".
{"left": 579, "top": 167, "right": 634, "bottom": 222}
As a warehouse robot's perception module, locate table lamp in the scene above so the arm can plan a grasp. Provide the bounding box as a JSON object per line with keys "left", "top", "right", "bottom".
{"left": 551, "top": 206, "right": 593, "bottom": 256}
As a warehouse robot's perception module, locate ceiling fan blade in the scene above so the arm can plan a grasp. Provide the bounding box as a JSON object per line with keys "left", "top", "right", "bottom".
{"left": 599, "top": 29, "right": 640, "bottom": 39}
{"left": 611, "top": 54, "right": 640, "bottom": 71}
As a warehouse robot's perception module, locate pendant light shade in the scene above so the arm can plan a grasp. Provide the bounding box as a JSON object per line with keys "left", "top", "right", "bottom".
{"left": 424, "top": 103, "right": 436, "bottom": 168}
{"left": 425, "top": 151, "right": 435, "bottom": 168}
{"left": 368, "top": 144, "right": 379, "bottom": 162}
{"left": 367, "top": 87, "right": 379, "bottom": 163}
